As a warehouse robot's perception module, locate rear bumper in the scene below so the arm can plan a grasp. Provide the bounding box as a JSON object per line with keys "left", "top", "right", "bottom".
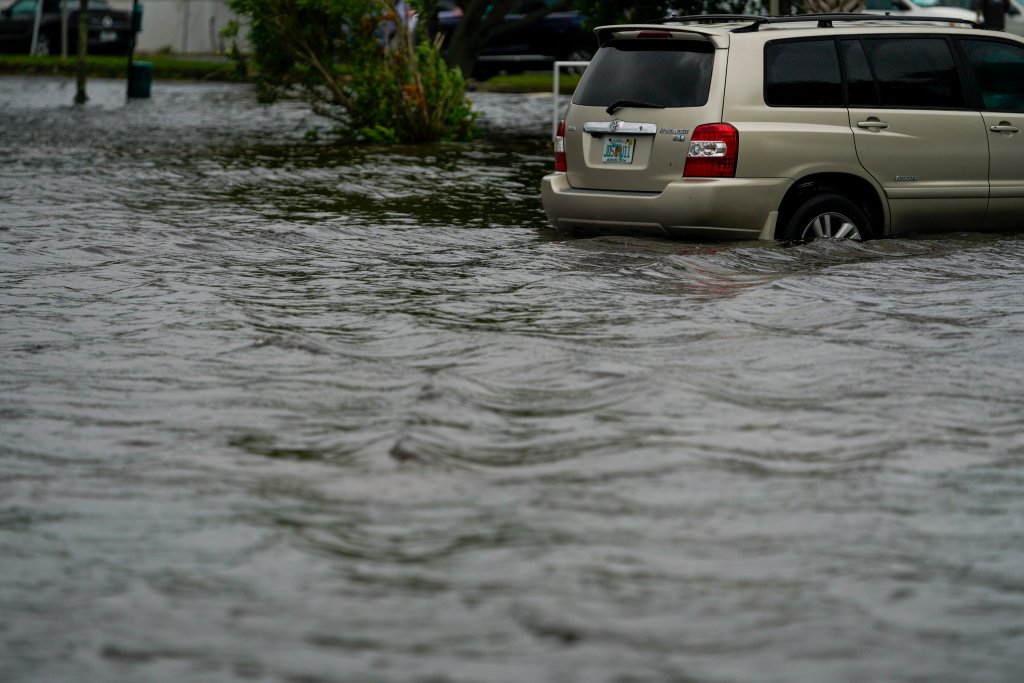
{"left": 541, "top": 173, "right": 792, "bottom": 240}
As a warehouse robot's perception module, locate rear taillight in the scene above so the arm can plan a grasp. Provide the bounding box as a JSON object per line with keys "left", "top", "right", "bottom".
{"left": 554, "top": 119, "right": 567, "bottom": 172}
{"left": 684, "top": 123, "right": 739, "bottom": 178}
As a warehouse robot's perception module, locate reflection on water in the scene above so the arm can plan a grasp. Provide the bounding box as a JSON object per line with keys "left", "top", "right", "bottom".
{"left": 2, "top": 76, "right": 1024, "bottom": 683}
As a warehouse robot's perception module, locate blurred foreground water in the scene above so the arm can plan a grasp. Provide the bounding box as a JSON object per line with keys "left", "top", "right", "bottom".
{"left": 2, "top": 76, "right": 1023, "bottom": 683}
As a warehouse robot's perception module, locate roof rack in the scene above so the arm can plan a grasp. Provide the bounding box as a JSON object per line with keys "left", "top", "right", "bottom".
{"left": 647, "top": 14, "right": 765, "bottom": 25}
{"left": 652, "top": 12, "right": 982, "bottom": 32}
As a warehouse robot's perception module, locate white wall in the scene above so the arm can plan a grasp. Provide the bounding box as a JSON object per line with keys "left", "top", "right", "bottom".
{"left": 108, "top": 0, "right": 243, "bottom": 54}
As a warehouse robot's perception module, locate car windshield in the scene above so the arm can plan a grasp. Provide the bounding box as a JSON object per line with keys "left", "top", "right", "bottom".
{"left": 572, "top": 39, "right": 714, "bottom": 109}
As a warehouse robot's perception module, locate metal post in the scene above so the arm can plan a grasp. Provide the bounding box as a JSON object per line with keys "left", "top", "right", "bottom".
{"left": 126, "top": 0, "right": 139, "bottom": 95}
{"left": 552, "top": 62, "right": 560, "bottom": 139}
{"left": 61, "top": 0, "right": 68, "bottom": 56}
{"left": 29, "top": 0, "right": 44, "bottom": 55}
{"left": 75, "top": 0, "right": 89, "bottom": 104}
{"left": 552, "top": 61, "right": 590, "bottom": 138}
{"left": 182, "top": 0, "right": 190, "bottom": 53}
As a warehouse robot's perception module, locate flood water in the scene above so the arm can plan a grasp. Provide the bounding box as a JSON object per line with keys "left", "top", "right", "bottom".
{"left": 2, "top": 76, "right": 1023, "bottom": 683}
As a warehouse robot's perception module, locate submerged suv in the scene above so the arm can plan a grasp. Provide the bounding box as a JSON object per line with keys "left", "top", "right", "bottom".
{"left": 541, "top": 14, "right": 1024, "bottom": 241}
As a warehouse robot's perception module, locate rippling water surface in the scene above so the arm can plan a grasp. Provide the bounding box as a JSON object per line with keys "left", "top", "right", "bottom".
{"left": 2, "top": 76, "right": 1023, "bottom": 683}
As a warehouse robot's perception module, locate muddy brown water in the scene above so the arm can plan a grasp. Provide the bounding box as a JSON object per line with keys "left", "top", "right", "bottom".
{"left": 2, "top": 76, "right": 1023, "bottom": 683}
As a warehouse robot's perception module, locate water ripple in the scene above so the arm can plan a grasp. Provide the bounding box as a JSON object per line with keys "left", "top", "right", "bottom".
{"left": 3, "top": 76, "right": 1024, "bottom": 683}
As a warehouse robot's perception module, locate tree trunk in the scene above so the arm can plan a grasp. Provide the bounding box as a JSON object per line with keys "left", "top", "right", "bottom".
{"left": 61, "top": 0, "right": 68, "bottom": 57}
{"left": 440, "top": 0, "right": 574, "bottom": 79}
{"left": 443, "top": 30, "right": 484, "bottom": 79}
{"left": 74, "top": 0, "right": 89, "bottom": 105}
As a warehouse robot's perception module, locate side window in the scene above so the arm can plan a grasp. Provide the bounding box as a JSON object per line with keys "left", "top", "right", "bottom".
{"left": 961, "top": 39, "right": 1024, "bottom": 113}
{"left": 840, "top": 39, "right": 879, "bottom": 107}
{"left": 765, "top": 39, "right": 843, "bottom": 107}
{"left": 861, "top": 38, "right": 966, "bottom": 109}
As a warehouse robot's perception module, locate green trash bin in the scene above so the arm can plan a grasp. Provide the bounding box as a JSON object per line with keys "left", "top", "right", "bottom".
{"left": 128, "top": 61, "right": 152, "bottom": 99}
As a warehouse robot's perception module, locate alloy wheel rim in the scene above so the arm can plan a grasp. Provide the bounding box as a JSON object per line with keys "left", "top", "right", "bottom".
{"left": 802, "top": 212, "right": 862, "bottom": 241}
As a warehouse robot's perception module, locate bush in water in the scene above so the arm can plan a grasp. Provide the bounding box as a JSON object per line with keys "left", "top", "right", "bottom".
{"left": 226, "top": 0, "right": 476, "bottom": 143}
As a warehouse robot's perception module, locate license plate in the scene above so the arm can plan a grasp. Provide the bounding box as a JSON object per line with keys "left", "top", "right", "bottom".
{"left": 100, "top": 31, "right": 116, "bottom": 42}
{"left": 603, "top": 137, "right": 635, "bottom": 164}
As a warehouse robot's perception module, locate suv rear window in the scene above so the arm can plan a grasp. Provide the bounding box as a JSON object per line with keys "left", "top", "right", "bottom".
{"left": 572, "top": 39, "right": 714, "bottom": 108}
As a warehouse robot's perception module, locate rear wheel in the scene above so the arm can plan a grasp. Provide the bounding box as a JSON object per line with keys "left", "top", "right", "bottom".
{"left": 781, "top": 192, "right": 872, "bottom": 242}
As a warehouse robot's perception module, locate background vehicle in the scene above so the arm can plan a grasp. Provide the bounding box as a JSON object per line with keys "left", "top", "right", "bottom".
{"left": 437, "top": 0, "right": 595, "bottom": 77}
{"left": 0, "top": 0, "right": 132, "bottom": 55}
{"left": 910, "top": 0, "right": 1024, "bottom": 34}
{"left": 863, "top": 0, "right": 978, "bottom": 21}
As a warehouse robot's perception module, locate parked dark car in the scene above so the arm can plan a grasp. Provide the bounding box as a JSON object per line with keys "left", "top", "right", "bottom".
{"left": 438, "top": 0, "right": 595, "bottom": 77}
{"left": 0, "top": 0, "right": 133, "bottom": 55}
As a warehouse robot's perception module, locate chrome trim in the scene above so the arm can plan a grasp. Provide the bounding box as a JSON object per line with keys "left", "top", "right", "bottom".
{"left": 583, "top": 121, "right": 657, "bottom": 135}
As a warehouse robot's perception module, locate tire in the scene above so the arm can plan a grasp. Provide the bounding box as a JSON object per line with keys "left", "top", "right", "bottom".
{"left": 561, "top": 43, "right": 595, "bottom": 74}
{"left": 32, "top": 33, "right": 52, "bottom": 57}
{"left": 781, "top": 191, "right": 873, "bottom": 242}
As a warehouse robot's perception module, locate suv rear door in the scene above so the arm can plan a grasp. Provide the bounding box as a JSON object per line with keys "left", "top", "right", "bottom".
{"left": 562, "top": 31, "right": 725, "bottom": 193}
{"left": 841, "top": 36, "right": 989, "bottom": 233}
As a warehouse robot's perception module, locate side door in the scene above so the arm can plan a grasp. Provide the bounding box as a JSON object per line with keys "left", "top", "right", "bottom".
{"left": 841, "top": 37, "right": 989, "bottom": 234}
{"left": 960, "top": 37, "right": 1024, "bottom": 231}
{"left": 0, "top": 0, "right": 39, "bottom": 52}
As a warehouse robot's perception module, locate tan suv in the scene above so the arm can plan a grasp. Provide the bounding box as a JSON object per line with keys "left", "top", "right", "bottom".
{"left": 541, "top": 14, "right": 1024, "bottom": 241}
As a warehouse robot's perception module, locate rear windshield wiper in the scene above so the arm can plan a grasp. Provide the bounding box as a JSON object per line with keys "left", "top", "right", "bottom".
{"left": 605, "top": 100, "right": 665, "bottom": 115}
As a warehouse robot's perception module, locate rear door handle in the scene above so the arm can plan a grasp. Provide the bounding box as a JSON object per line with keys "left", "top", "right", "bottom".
{"left": 857, "top": 120, "right": 889, "bottom": 130}
{"left": 990, "top": 124, "right": 1021, "bottom": 133}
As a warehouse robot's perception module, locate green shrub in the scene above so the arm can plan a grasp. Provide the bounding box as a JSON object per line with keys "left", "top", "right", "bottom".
{"left": 227, "top": 0, "right": 476, "bottom": 143}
